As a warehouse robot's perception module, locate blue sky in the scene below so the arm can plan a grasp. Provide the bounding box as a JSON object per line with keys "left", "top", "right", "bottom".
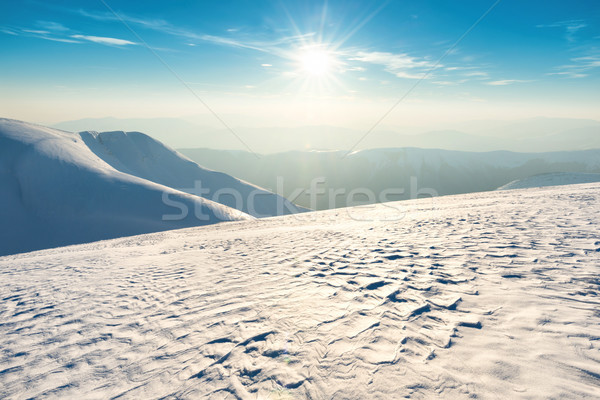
{"left": 1, "top": 0, "right": 599, "bottom": 128}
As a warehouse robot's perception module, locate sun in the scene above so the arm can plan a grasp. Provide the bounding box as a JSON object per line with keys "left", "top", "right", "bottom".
{"left": 299, "top": 48, "right": 332, "bottom": 76}
{"left": 283, "top": 43, "right": 343, "bottom": 94}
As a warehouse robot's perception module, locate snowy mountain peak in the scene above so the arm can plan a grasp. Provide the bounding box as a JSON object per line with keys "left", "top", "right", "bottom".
{"left": 0, "top": 119, "right": 255, "bottom": 256}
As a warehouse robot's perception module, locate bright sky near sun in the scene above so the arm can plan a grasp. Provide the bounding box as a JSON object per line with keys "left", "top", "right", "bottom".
{"left": 0, "top": 0, "right": 599, "bottom": 128}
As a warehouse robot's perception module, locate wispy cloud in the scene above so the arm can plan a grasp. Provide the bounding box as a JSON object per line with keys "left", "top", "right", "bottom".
{"left": 547, "top": 71, "right": 588, "bottom": 78}
{"left": 71, "top": 34, "right": 136, "bottom": 46}
{"left": 443, "top": 65, "right": 491, "bottom": 82}
{"left": 537, "top": 20, "right": 587, "bottom": 43}
{"left": 463, "top": 71, "right": 489, "bottom": 78}
{"left": 445, "top": 66, "right": 478, "bottom": 71}
{"left": 432, "top": 79, "right": 467, "bottom": 86}
{"left": 548, "top": 54, "right": 600, "bottom": 78}
{"left": 75, "top": 8, "right": 313, "bottom": 54}
{"left": 37, "top": 36, "right": 81, "bottom": 44}
{"left": 486, "top": 79, "right": 530, "bottom": 86}
{"left": 0, "top": 22, "right": 136, "bottom": 47}
{"left": 572, "top": 56, "right": 600, "bottom": 68}
{"left": 36, "top": 21, "right": 69, "bottom": 32}
{"left": 0, "top": 27, "right": 18, "bottom": 35}
{"left": 348, "top": 51, "right": 436, "bottom": 80}
{"left": 0, "top": 25, "right": 81, "bottom": 43}
{"left": 22, "top": 29, "right": 50, "bottom": 35}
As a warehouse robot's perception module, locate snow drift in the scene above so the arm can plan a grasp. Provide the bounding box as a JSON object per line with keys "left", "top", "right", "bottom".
{"left": 0, "top": 118, "right": 253, "bottom": 256}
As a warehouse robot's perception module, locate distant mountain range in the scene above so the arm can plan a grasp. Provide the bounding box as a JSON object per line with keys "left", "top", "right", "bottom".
{"left": 52, "top": 116, "right": 600, "bottom": 153}
{"left": 179, "top": 147, "right": 600, "bottom": 210}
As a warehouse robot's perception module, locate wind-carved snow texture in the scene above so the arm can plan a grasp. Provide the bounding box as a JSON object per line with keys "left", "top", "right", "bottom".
{"left": 1, "top": 184, "right": 599, "bottom": 399}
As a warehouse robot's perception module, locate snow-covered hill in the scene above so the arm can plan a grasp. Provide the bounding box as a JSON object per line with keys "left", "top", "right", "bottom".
{"left": 1, "top": 183, "right": 599, "bottom": 398}
{"left": 0, "top": 118, "right": 252, "bottom": 256}
{"left": 498, "top": 172, "right": 600, "bottom": 190}
{"left": 79, "top": 130, "right": 308, "bottom": 218}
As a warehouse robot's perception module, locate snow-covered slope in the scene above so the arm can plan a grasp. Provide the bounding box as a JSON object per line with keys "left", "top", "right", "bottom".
{"left": 79, "top": 130, "right": 308, "bottom": 217}
{"left": 0, "top": 118, "right": 252, "bottom": 256}
{"left": 498, "top": 172, "right": 600, "bottom": 190}
{"left": 1, "top": 183, "right": 599, "bottom": 399}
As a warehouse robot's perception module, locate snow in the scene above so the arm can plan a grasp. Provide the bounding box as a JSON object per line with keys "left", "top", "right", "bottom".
{"left": 1, "top": 182, "right": 599, "bottom": 398}
{"left": 79, "top": 130, "right": 308, "bottom": 217}
{"left": 498, "top": 172, "right": 600, "bottom": 190}
{"left": 0, "top": 118, "right": 252, "bottom": 256}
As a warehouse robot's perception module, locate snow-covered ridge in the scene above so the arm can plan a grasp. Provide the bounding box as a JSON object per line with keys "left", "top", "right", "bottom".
{"left": 79, "top": 129, "right": 308, "bottom": 217}
{"left": 0, "top": 118, "right": 254, "bottom": 256}
{"left": 498, "top": 172, "right": 600, "bottom": 190}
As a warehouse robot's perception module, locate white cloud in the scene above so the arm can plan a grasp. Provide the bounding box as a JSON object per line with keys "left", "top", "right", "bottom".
{"left": 0, "top": 23, "right": 136, "bottom": 47}
{"left": 537, "top": 20, "right": 587, "bottom": 43}
{"left": 572, "top": 56, "right": 600, "bottom": 68}
{"left": 261, "top": 63, "right": 272, "bottom": 67}
{"left": 486, "top": 79, "right": 529, "bottom": 86}
{"left": 349, "top": 51, "right": 436, "bottom": 80}
{"left": 22, "top": 29, "right": 50, "bottom": 35}
{"left": 394, "top": 71, "right": 427, "bottom": 79}
{"left": 433, "top": 79, "right": 467, "bottom": 86}
{"left": 0, "top": 27, "right": 18, "bottom": 35}
{"left": 75, "top": 9, "right": 314, "bottom": 54}
{"left": 351, "top": 51, "right": 433, "bottom": 70}
{"left": 70, "top": 35, "right": 136, "bottom": 46}
{"left": 444, "top": 65, "right": 483, "bottom": 72}
{"left": 463, "top": 71, "right": 488, "bottom": 78}
{"left": 547, "top": 71, "right": 588, "bottom": 78}
{"left": 0, "top": 26, "right": 82, "bottom": 43}
{"left": 549, "top": 54, "right": 600, "bottom": 78}
{"left": 36, "top": 36, "right": 81, "bottom": 44}
{"left": 36, "top": 21, "right": 69, "bottom": 32}
{"left": 433, "top": 81, "right": 456, "bottom": 86}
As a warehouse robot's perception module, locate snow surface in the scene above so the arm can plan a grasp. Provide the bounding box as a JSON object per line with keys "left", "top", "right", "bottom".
{"left": 1, "top": 182, "right": 599, "bottom": 398}
{"left": 0, "top": 118, "right": 252, "bottom": 256}
{"left": 498, "top": 172, "right": 600, "bottom": 190}
{"left": 79, "top": 130, "right": 308, "bottom": 217}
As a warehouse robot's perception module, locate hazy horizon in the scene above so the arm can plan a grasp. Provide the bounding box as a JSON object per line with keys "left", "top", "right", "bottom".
{"left": 49, "top": 114, "right": 600, "bottom": 153}
{"left": 2, "top": 0, "right": 599, "bottom": 150}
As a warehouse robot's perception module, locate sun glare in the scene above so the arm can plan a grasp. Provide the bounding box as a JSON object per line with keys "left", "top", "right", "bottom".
{"left": 299, "top": 48, "right": 332, "bottom": 76}
{"left": 285, "top": 43, "right": 343, "bottom": 94}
